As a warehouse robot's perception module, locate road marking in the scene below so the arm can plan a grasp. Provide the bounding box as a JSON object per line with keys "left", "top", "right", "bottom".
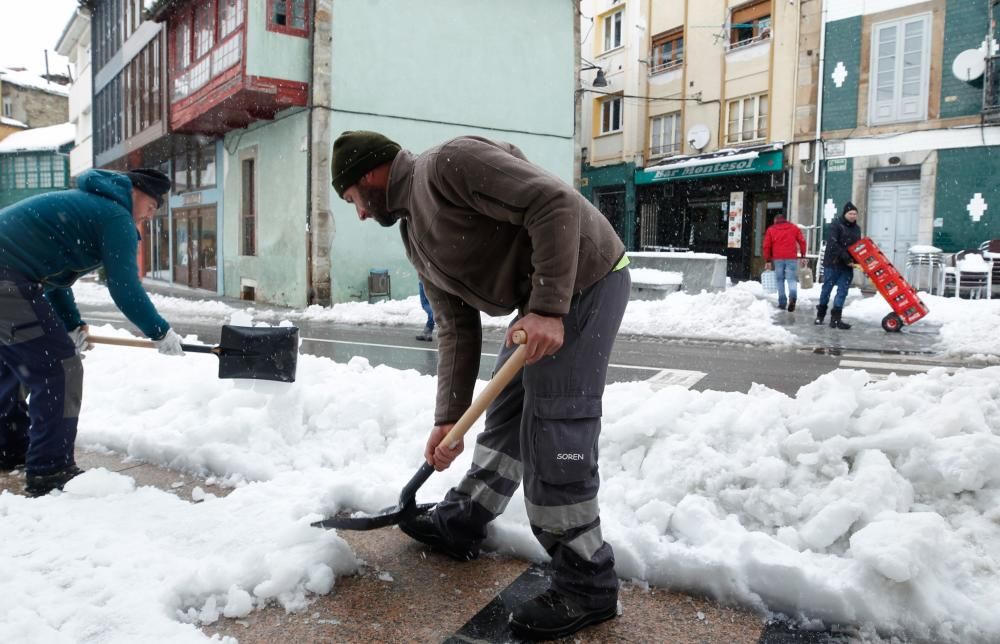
{"left": 838, "top": 351, "right": 953, "bottom": 365}
{"left": 645, "top": 368, "right": 706, "bottom": 390}
{"left": 838, "top": 360, "right": 952, "bottom": 373}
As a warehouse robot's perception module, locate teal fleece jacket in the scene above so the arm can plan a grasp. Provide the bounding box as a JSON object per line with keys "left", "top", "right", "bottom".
{"left": 0, "top": 169, "right": 170, "bottom": 339}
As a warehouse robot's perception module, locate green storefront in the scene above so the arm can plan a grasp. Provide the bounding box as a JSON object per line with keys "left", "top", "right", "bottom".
{"left": 634, "top": 148, "right": 787, "bottom": 280}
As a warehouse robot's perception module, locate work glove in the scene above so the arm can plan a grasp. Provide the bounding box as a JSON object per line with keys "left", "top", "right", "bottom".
{"left": 68, "top": 324, "right": 93, "bottom": 354}
{"left": 154, "top": 329, "right": 185, "bottom": 356}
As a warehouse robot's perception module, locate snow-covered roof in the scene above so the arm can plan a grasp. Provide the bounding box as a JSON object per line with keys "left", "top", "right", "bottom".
{"left": 0, "top": 123, "right": 75, "bottom": 153}
{"left": 0, "top": 68, "right": 71, "bottom": 97}
{"left": 1, "top": 115, "right": 27, "bottom": 129}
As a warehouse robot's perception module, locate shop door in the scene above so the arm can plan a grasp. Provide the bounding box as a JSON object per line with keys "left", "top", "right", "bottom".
{"left": 686, "top": 199, "right": 728, "bottom": 254}
{"left": 595, "top": 189, "right": 626, "bottom": 241}
{"left": 172, "top": 207, "right": 218, "bottom": 290}
{"left": 868, "top": 181, "right": 920, "bottom": 268}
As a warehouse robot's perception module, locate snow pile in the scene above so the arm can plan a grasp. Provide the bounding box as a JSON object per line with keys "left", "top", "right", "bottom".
{"left": 0, "top": 465, "right": 356, "bottom": 642}
{"left": 620, "top": 281, "right": 796, "bottom": 343}
{"left": 4, "top": 324, "right": 998, "bottom": 642}
{"left": 628, "top": 267, "right": 683, "bottom": 286}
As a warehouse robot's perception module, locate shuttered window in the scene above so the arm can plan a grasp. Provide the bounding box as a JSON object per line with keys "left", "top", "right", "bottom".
{"left": 869, "top": 14, "right": 930, "bottom": 125}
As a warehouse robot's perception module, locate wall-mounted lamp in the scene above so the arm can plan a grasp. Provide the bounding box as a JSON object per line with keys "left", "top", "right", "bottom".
{"left": 581, "top": 64, "right": 608, "bottom": 87}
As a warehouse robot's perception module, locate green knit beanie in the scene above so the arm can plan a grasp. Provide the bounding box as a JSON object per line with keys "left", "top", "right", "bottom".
{"left": 330, "top": 131, "right": 401, "bottom": 197}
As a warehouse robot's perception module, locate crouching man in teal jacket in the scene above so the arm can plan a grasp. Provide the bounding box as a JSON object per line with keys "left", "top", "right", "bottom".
{"left": 0, "top": 168, "right": 183, "bottom": 496}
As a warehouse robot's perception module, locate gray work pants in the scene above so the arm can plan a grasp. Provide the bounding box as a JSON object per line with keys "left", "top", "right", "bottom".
{"left": 435, "top": 267, "right": 630, "bottom": 609}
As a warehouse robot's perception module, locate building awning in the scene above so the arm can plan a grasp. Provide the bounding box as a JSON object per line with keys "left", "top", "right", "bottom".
{"left": 636, "top": 148, "right": 783, "bottom": 184}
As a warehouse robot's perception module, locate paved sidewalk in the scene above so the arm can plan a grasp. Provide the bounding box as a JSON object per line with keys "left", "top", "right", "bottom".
{"left": 771, "top": 307, "right": 942, "bottom": 355}
{"left": 1, "top": 450, "right": 855, "bottom": 643}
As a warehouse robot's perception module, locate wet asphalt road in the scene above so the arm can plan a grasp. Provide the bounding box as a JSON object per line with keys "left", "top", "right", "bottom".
{"left": 78, "top": 301, "right": 842, "bottom": 396}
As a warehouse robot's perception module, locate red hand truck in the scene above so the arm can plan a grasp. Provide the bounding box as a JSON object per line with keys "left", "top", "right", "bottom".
{"left": 848, "top": 237, "right": 929, "bottom": 332}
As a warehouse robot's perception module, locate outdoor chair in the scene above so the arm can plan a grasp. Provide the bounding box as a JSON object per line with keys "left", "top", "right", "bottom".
{"left": 941, "top": 250, "right": 993, "bottom": 299}
{"left": 980, "top": 239, "right": 1000, "bottom": 296}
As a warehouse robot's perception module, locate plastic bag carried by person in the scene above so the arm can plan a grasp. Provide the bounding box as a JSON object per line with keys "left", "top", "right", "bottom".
{"left": 761, "top": 269, "right": 777, "bottom": 293}
{"left": 799, "top": 265, "right": 814, "bottom": 289}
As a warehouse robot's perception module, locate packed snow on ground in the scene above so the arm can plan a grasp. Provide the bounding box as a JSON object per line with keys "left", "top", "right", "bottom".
{"left": 2, "top": 315, "right": 999, "bottom": 642}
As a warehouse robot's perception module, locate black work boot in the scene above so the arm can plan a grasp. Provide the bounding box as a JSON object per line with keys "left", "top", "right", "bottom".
{"left": 829, "top": 307, "right": 852, "bottom": 330}
{"left": 509, "top": 587, "right": 619, "bottom": 640}
{"left": 415, "top": 325, "right": 434, "bottom": 342}
{"left": 398, "top": 503, "right": 480, "bottom": 561}
{"left": 0, "top": 451, "right": 27, "bottom": 472}
{"left": 787, "top": 297, "right": 797, "bottom": 313}
{"left": 814, "top": 304, "right": 827, "bottom": 325}
{"left": 25, "top": 464, "right": 83, "bottom": 497}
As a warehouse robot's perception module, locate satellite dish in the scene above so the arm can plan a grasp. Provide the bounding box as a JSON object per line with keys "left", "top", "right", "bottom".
{"left": 953, "top": 49, "right": 986, "bottom": 85}
{"left": 687, "top": 124, "right": 710, "bottom": 150}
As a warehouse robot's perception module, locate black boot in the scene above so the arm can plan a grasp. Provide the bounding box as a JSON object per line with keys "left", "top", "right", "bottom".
{"left": 829, "top": 307, "right": 852, "bottom": 330}
{"left": 814, "top": 304, "right": 827, "bottom": 325}
{"left": 25, "top": 464, "right": 83, "bottom": 497}
{"left": 0, "top": 450, "right": 27, "bottom": 472}
{"left": 415, "top": 325, "right": 434, "bottom": 342}
{"left": 787, "top": 297, "right": 796, "bottom": 313}
{"left": 509, "top": 588, "right": 619, "bottom": 640}
{"left": 398, "top": 503, "right": 480, "bottom": 561}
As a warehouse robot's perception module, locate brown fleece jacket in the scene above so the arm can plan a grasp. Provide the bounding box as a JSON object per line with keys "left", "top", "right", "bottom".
{"left": 385, "top": 136, "right": 625, "bottom": 424}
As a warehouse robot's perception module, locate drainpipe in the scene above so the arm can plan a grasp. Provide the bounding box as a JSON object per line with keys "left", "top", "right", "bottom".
{"left": 305, "top": 0, "right": 314, "bottom": 304}
{"left": 812, "top": 0, "right": 828, "bottom": 254}
{"left": 307, "top": 0, "right": 333, "bottom": 305}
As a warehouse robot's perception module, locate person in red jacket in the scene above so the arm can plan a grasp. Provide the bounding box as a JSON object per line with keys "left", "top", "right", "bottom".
{"left": 762, "top": 214, "right": 807, "bottom": 311}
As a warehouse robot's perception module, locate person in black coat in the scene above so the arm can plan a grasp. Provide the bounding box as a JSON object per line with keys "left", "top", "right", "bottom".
{"left": 815, "top": 202, "right": 862, "bottom": 329}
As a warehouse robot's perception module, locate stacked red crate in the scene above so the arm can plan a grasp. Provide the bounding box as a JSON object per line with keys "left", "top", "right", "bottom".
{"left": 849, "top": 238, "right": 929, "bottom": 326}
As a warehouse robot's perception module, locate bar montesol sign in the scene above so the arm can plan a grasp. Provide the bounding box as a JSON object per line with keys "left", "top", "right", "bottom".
{"left": 636, "top": 150, "right": 783, "bottom": 184}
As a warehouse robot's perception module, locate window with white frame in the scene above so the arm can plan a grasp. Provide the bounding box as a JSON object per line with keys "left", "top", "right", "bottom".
{"left": 603, "top": 9, "right": 623, "bottom": 52}
{"left": 726, "top": 94, "right": 768, "bottom": 143}
{"left": 650, "top": 113, "right": 681, "bottom": 157}
{"left": 2, "top": 98, "right": 12, "bottom": 118}
{"left": 600, "top": 96, "right": 623, "bottom": 134}
{"left": 869, "top": 14, "right": 931, "bottom": 125}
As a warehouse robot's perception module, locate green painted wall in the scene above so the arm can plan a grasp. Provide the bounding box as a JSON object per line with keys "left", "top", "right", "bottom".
{"left": 940, "top": 0, "right": 990, "bottom": 119}
{"left": 821, "top": 157, "right": 854, "bottom": 236}
{"left": 0, "top": 153, "right": 70, "bottom": 209}
{"left": 244, "top": 1, "right": 310, "bottom": 83}
{"left": 934, "top": 147, "right": 1000, "bottom": 251}
{"left": 326, "top": 0, "right": 576, "bottom": 302}
{"left": 821, "top": 17, "right": 862, "bottom": 132}
{"left": 581, "top": 162, "right": 636, "bottom": 250}
{"left": 222, "top": 110, "right": 309, "bottom": 306}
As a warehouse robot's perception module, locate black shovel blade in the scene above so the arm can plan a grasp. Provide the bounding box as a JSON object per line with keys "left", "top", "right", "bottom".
{"left": 312, "top": 463, "right": 435, "bottom": 531}
{"left": 311, "top": 503, "right": 415, "bottom": 530}
{"left": 216, "top": 325, "right": 298, "bottom": 382}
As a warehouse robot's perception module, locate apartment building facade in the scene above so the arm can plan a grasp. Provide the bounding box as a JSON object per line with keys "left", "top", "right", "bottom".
{"left": 579, "top": 0, "right": 800, "bottom": 280}
{"left": 55, "top": 8, "right": 95, "bottom": 179}
{"left": 817, "top": 0, "right": 1000, "bottom": 267}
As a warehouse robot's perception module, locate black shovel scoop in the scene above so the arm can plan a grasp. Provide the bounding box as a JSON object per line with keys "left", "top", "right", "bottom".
{"left": 90, "top": 324, "right": 299, "bottom": 382}
{"left": 313, "top": 330, "right": 528, "bottom": 531}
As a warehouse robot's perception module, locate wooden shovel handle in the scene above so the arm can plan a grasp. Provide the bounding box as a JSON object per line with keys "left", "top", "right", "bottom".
{"left": 89, "top": 334, "right": 217, "bottom": 354}
{"left": 89, "top": 335, "right": 157, "bottom": 349}
{"left": 440, "top": 330, "right": 528, "bottom": 449}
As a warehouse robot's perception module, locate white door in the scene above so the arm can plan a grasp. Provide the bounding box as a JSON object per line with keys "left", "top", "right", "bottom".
{"left": 867, "top": 181, "right": 921, "bottom": 268}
